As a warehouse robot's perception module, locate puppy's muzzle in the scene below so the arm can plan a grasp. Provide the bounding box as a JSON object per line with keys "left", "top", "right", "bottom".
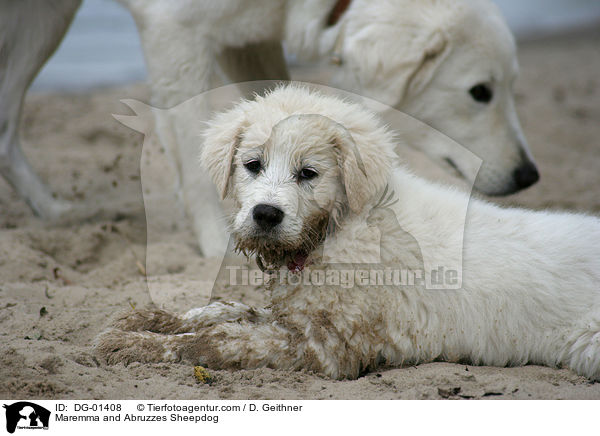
{"left": 252, "top": 204, "right": 284, "bottom": 231}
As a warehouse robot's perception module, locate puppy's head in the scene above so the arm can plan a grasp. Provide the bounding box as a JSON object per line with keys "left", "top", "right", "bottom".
{"left": 331, "top": 0, "right": 538, "bottom": 195}
{"left": 201, "top": 88, "right": 395, "bottom": 270}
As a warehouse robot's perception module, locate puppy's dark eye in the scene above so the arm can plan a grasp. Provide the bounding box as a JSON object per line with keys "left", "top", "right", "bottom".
{"left": 244, "top": 159, "right": 261, "bottom": 174}
{"left": 469, "top": 83, "right": 493, "bottom": 103}
{"left": 298, "top": 167, "right": 318, "bottom": 181}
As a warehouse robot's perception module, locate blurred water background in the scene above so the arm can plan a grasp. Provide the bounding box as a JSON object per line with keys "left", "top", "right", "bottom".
{"left": 30, "top": 0, "right": 600, "bottom": 92}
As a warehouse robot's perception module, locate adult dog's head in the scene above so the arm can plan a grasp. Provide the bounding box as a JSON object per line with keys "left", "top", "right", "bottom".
{"left": 201, "top": 86, "right": 396, "bottom": 270}
{"left": 324, "top": 0, "right": 538, "bottom": 195}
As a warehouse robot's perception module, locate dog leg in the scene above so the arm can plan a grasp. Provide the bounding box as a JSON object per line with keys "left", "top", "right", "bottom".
{"left": 95, "top": 322, "right": 299, "bottom": 369}
{"left": 109, "top": 308, "right": 188, "bottom": 334}
{"left": 123, "top": 6, "right": 232, "bottom": 257}
{"left": 216, "top": 41, "right": 290, "bottom": 84}
{"left": 0, "top": 0, "right": 81, "bottom": 220}
{"left": 181, "top": 302, "right": 271, "bottom": 329}
{"left": 110, "top": 303, "right": 271, "bottom": 333}
{"left": 96, "top": 302, "right": 377, "bottom": 379}
{"left": 95, "top": 304, "right": 298, "bottom": 370}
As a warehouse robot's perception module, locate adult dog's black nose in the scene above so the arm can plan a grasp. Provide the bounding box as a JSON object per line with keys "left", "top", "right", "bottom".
{"left": 253, "top": 204, "right": 284, "bottom": 230}
{"left": 513, "top": 162, "right": 540, "bottom": 189}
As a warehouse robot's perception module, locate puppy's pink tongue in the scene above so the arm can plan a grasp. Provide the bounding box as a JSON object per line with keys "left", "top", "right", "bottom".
{"left": 287, "top": 251, "right": 308, "bottom": 272}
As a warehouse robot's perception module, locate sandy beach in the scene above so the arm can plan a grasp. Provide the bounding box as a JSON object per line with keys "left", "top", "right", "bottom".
{"left": 1, "top": 28, "right": 599, "bottom": 400}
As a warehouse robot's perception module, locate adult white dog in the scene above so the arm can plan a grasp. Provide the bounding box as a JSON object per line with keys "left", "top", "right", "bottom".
{"left": 1, "top": 0, "right": 537, "bottom": 256}
{"left": 96, "top": 86, "right": 600, "bottom": 380}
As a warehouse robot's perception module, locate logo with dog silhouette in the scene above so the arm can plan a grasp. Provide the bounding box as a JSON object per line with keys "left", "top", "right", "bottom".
{"left": 3, "top": 402, "right": 50, "bottom": 433}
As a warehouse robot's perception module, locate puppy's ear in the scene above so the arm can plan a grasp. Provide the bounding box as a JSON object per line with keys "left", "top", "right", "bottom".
{"left": 332, "top": 123, "right": 394, "bottom": 214}
{"left": 201, "top": 108, "right": 247, "bottom": 199}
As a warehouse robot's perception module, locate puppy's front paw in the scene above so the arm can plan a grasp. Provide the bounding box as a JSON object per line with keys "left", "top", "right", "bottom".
{"left": 111, "top": 308, "right": 185, "bottom": 334}
{"left": 94, "top": 329, "right": 176, "bottom": 365}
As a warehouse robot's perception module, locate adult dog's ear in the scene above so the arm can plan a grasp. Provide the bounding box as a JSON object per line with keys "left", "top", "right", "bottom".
{"left": 402, "top": 29, "right": 449, "bottom": 100}
{"left": 344, "top": 25, "right": 449, "bottom": 105}
{"left": 201, "top": 108, "right": 247, "bottom": 199}
{"left": 331, "top": 121, "right": 395, "bottom": 214}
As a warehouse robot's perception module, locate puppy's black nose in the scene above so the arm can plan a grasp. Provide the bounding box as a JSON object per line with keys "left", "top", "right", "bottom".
{"left": 253, "top": 204, "right": 284, "bottom": 230}
{"left": 513, "top": 162, "right": 539, "bottom": 189}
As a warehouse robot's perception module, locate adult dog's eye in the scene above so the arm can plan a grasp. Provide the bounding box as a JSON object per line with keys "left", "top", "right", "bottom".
{"left": 298, "top": 167, "right": 318, "bottom": 181}
{"left": 469, "top": 83, "right": 493, "bottom": 103}
{"left": 244, "top": 159, "right": 261, "bottom": 174}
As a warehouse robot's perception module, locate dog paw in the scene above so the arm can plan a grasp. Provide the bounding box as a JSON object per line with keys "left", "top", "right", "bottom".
{"left": 111, "top": 309, "right": 186, "bottom": 334}
{"left": 94, "top": 329, "right": 178, "bottom": 365}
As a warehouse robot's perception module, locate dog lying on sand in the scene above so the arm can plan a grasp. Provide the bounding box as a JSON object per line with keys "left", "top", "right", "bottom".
{"left": 96, "top": 86, "right": 599, "bottom": 380}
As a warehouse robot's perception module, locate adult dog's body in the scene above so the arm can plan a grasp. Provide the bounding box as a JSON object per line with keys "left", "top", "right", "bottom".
{"left": 96, "top": 87, "right": 600, "bottom": 380}
{"left": 1, "top": 0, "right": 538, "bottom": 257}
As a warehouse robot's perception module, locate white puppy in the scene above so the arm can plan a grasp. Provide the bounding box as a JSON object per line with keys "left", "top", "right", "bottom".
{"left": 96, "top": 86, "right": 600, "bottom": 380}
